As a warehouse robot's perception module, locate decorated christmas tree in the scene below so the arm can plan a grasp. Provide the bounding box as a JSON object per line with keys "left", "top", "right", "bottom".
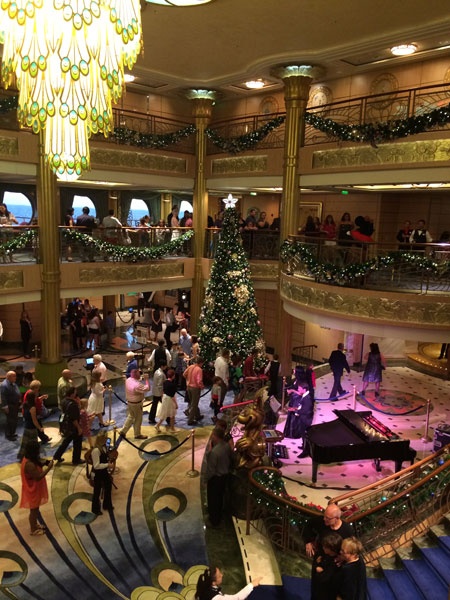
{"left": 198, "top": 199, "right": 265, "bottom": 363}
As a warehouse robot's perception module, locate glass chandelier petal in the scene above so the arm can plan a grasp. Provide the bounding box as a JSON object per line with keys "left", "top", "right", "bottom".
{"left": 0, "top": 0, "right": 142, "bottom": 180}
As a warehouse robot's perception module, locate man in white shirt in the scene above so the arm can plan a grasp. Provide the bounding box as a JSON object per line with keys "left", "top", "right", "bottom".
{"left": 102, "top": 209, "right": 122, "bottom": 244}
{"left": 214, "top": 348, "right": 230, "bottom": 408}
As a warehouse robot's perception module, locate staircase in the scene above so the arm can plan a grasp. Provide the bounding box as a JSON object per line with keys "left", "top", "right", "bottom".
{"left": 252, "top": 515, "right": 450, "bottom": 600}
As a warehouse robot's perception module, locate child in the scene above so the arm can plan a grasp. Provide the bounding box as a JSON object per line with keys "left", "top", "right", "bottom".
{"left": 336, "top": 536, "right": 367, "bottom": 600}
{"left": 311, "top": 532, "right": 342, "bottom": 600}
{"left": 79, "top": 397, "right": 94, "bottom": 449}
{"left": 210, "top": 376, "right": 222, "bottom": 420}
{"left": 229, "top": 355, "right": 243, "bottom": 399}
{"left": 155, "top": 369, "right": 178, "bottom": 433}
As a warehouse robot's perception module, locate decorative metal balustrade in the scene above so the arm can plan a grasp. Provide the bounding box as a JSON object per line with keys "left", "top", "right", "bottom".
{"left": 281, "top": 237, "right": 450, "bottom": 295}
{"left": 204, "top": 228, "right": 280, "bottom": 260}
{"left": 246, "top": 446, "right": 450, "bottom": 566}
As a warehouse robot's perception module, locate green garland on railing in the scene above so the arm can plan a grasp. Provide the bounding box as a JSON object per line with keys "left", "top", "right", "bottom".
{"left": 111, "top": 124, "right": 196, "bottom": 149}
{"left": 0, "top": 229, "right": 35, "bottom": 256}
{"left": 205, "top": 115, "right": 286, "bottom": 154}
{"left": 63, "top": 228, "right": 194, "bottom": 262}
{"left": 280, "top": 240, "right": 445, "bottom": 283}
{"left": 305, "top": 102, "right": 450, "bottom": 145}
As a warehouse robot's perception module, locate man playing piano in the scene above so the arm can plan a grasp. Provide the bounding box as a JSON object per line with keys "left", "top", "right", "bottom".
{"left": 283, "top": 366, "right": 315, "bottom": 457}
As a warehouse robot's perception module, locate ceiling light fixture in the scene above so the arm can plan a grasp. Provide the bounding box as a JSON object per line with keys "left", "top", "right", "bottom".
{"left": 390, "top": 44, "right": 417, "bottom": 56}
{"left": 0, "top": 2, "right": 142, "bottom": 182}
{"left": 245, "top": 79, "right": 265, "bottom": 90}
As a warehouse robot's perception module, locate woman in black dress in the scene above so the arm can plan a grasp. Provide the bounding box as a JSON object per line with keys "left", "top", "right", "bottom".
{"left": 20, "top": 310, "right": 32, "bottom": 359}
{"left": 150, "top": 305, "right": 162, "bottom": 341}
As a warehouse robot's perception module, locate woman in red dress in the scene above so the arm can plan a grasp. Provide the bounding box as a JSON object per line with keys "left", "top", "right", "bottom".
{"left": 20, "top": 440, "right": 53, "bottom": 535}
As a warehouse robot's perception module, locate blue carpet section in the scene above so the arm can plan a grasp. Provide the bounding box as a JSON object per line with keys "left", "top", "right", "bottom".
{"left": 282, "top": 575, "right": 311, "bottom": 600}
{"left": 435, "top": 534, "right": 450, "bottom": 555}
{"left": 420, "top": 546, "right": 450, "bottom": 586}
{"left": 380, "top": 569, "right": 423, "bottom": 599}
{"left": 401, "top": 559, "right": 448, "bottom": 599}
{"left": 367, "top": 578, "right": 396, "bottom": 600}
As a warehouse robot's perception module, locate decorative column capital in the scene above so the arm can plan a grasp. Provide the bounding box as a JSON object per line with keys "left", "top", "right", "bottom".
{"left": 271, "top": 64, "right": 325, "bottom": 101}
{"left": 185, "top": 89, "right": 217, "bottom": 120}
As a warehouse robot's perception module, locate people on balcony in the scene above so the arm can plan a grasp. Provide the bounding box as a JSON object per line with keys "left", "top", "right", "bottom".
{"left": 245, "top": 208, "right": 257, "bottom": 229}
{"left": 396, "top": 219, "right": 413, "bottom": 249}
{"left": 322, "top": 214, "right": 337, "bottom": 245}
{"left": 257, "top": 211, "right": 270, "bottom": 229}
{"left": 170, "top": 205, "right": 180, "bottom": 241}
{"left": 270, "top": 216, "right": 280, "bottom": 231}
{"left": 337, "top": 212, "right": 354, "bottom": 244}
{"left": 0, "top": 202, "right": 18, "bottom": 225}
{"left": 409, "top": 219, "right": 433, "bottom": 249}
{"left": 101, "top": 209, "right": 122, "bottom": 244}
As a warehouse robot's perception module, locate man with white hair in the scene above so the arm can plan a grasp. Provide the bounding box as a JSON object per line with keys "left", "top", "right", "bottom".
{"left": 1, "top": 371, "right": 21, "bottom": 440}
{"left": 303, "top": 502, "right": 354, "bottom": 558}
{"left": 125, "top": 351, "right": 138, "bottom": 378}
{"left": 57, "top": 369, "right": 73, "bottom": 410}
{"left": 92, "top": 354, "right": 107, "bottom": 383}
{"left": 179, "top": 328, "right": 192, "bottom": 358}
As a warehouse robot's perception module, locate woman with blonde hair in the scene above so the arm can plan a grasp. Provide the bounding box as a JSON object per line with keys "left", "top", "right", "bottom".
{"left": 87, "top": 370, "right": 106, "bottom": 429}
{"left": 336, "top": 537, "right": 367, "bottom": 599}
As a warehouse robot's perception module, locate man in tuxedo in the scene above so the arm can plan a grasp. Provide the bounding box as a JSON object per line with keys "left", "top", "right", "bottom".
{"left": 328, "top": 343, "right": 350, "bottom": 399}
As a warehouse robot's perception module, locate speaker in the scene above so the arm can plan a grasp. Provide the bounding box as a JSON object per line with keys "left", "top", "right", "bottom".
{"left": 433, "top": 424, "right": 450, "bottom": 452}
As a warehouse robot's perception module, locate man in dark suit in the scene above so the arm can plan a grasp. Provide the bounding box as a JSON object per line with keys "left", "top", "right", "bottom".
{"left": 328, "top": 343, "right": 350, "bottom": 399}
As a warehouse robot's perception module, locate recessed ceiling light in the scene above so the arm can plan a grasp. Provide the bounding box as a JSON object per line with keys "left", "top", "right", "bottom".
{"left": 245, "top": 79, "right": 265, "bottom": 90}
{"left": 390, "top": 44, "right": 417, "bottom": 56}
{"left": 124, "top": 74, "right": 135, "bottom": 83}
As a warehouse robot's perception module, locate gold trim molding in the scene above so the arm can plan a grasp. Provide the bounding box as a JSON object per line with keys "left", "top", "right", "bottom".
{"left": 250, "top": 262, "right": 280, "bottom": 279}
{"left": 0, "top": 136, "right": 19, "bottom": 156}
{"left": 312, "top": 139, "right": 450, "bottom": 170}
{"left": 80, "top": 262, "right": 184, "bottom": 284}
{"left": 212, "top": 155, "right": 267, "bottom": 174}
{"left": 0, "top": 269, "right": 23, "bottom": 289}
{"left": 280, "top": 277, "right": 450, "bottom": 327}
{"left": 91, "top": 147, "right": 187, "bottom": 173}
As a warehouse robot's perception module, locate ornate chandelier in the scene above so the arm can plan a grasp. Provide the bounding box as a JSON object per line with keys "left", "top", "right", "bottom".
{"left": 145, "top": 1, "right": 214, "bottom": 5}
{"left": 0, "top": 1, "right": 142, "bottom": 181}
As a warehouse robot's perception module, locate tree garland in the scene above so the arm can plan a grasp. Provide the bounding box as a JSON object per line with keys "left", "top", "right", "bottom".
{"left": 205, "top": 115, "right": 286, "bottom": 154}
{"left": 111, "top": 124, "right": 196, "bottom": 149}
{"left": 63, "top": 228, "right": 194, "bottom": 262}
{"left": 305, "top": 102, "right": 450, "bottom": 146}
{"left": 280, "top": 239, "right": 446, "bottom": 283}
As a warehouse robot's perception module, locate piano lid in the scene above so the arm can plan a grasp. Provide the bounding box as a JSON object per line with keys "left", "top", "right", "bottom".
{"left": 333, "top": 409, "right": 399, "bottom": 442}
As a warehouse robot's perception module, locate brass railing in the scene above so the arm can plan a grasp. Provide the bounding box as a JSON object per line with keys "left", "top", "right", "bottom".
{"left": 246, "top": 445, "right": 450, "bottom": 566}
{"left": 204, "top": 228, "right": 280, "bottom": 260}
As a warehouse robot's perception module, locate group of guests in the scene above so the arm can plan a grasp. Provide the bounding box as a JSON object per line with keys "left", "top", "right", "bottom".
{"left": 299, "top": 213, "right": 375, "bottom": 245}
{"left": 65, "top": 297, "right": 115, "bottom": 352}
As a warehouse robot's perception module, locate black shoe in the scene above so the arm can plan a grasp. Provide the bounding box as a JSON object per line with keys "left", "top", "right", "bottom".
{"left": 375, "top": 391, "right": 380, "bottom": 397}
{"left": 55, "top": 457, "right": 65, "bottom": 464}
{"left": 72, "top": 459, "right": 86, "bottom": 465}
{"left": 183, "top": 409, "right": 189, "bottom": 416}
{"left": 339, "top": 390, "right": 349, "bottom": 396}
{"left": 93, "top": 510, "right": 103, "bottom": 516}
{"left": 197, "top": 415, "right": 204, "bottom": 421}
{"left": 148, "top": 420, "right": 156, "bottom": 425}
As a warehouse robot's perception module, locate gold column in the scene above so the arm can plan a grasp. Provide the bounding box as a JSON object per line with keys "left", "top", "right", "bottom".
{"left": 271, "top": 65, "right": 322, "bottom": 373}
{"left": 186, "top": 90, "right": 216, "bottom": 333}
{"left": 34, "top": 131, "right": 67, "bottom": 386}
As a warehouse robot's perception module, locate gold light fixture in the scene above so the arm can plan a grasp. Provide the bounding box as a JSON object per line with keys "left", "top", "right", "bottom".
{"left": 0, "top": 1, "right": 142, "bottom": 182}
{"left": 245, "top": 79, "right": 265, "bottom": 90}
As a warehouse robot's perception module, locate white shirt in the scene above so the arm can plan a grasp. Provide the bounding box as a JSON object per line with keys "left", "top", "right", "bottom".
{"left": 214, "top": 355, "right": 229, "bottom": 385}
{"left": 93, "top": 361, "right": 107, "bottom": 382}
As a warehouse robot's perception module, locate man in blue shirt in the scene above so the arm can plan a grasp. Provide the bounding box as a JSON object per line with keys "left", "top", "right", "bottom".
{"left": 1, "top": 371, "right": 22, "bottom": 440}
{"left": 179, "top": 328, "right": 192, "bottom": 357}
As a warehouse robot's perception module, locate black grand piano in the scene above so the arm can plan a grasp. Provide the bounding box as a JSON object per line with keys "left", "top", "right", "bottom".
{"left": 305, "top": 409, "right": 416, "bottom": 484}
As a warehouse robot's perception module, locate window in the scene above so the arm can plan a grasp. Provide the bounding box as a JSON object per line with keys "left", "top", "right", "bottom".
{"left": 3, "top": 191, "right": 33, "bottom": 223}
{"left": 72, "top": 195, "right": 96, "bottom": 218}
{"left": 128, "top": 198, "right": 149, "bottom": 225}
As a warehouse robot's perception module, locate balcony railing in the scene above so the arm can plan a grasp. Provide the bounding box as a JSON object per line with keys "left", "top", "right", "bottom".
{"left": 204, "top": 228, "right": 280, "bottom": 260}
{"left": 246, "top": 445, "right": 450, "bottom": 566}
{"left": 281, "top": 236, "right": 450, "bottom": 294}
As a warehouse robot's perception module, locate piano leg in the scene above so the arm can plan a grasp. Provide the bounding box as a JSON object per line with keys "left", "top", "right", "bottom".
{"left": 312, "top": 461, "right": 319, "bottom": 484}
{"left": 374, "top": 458, "right": 381, "bottom": 472}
